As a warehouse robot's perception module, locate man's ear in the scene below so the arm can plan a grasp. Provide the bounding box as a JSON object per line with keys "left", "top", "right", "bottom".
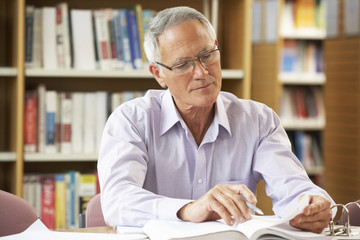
{"left": 149, "top": 63, "right": 167, "bottom": 88}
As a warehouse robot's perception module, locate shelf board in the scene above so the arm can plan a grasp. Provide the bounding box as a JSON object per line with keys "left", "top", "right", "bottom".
{"left": 25, "top": 69, "right": 244, "bottom": 80}
{"left": 24, "top": 153, "right": 98, "bottom": 162}
{"left": 305, "top": 166, "right": 324, "bottom": 175}
{"left": 0, "top": 67, "right": 17, "bottom": 77}
{"left": 281, "top": 118, "right": 325, "bottom": 130}
{"left": 0, "top": 152, "right": 17, "bottom": 162}
{"left": 279, "top": 72, "right": 326, "bottom": 85}
{"left": 280, "top": 28, "right": 326, "bottom": 39}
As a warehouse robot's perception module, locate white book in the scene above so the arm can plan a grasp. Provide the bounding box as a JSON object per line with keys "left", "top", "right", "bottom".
{"left": 93, "top": 9, "right": 112, "bottom": 70}
{"left": 37, "top": 84, "right": 46, "bottom": 153}
{"left": 45, "top": 90, "right": 57, "bottom": 154}
{"left": 42, "top": 7, "right": 58, "bottom": 69}
{"left": 32, "top": 8, "right": 43, "bottom": 68}
{"left": 60, "top": 92, "right": 72, "bottom": 153}
{"left": 96, "top": 91, "right": 108, "bottom": 153}
{"left": 71, "top": 92, "right": 84, "bottom": 153}
{"left": 70, "top": 9, "right": 96, "bottom": 70}
{"left": 84, "top": 93, "right": 96, "bottom": 154}
{"left": 56, "top": 2, "right": 71, "bottom": 69}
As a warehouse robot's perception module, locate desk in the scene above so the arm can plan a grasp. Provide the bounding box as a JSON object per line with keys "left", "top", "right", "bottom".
{"left": 58, "top": 226, "right": 116, "bottom": 234}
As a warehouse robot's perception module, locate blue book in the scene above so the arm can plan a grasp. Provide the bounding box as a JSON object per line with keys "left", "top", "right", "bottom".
{"left": 126, "top": 8, "right": 143, "bottom": 69}
{"left": 45, "top": 91, "right": 57, "bottom": 153}
{"left": 118, "top": 9, "right": 133, "bottom": 70}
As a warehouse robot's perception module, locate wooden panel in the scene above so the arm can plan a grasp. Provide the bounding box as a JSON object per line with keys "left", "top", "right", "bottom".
{"left": 323, "top": 0, "right": 360, "bottom": 204}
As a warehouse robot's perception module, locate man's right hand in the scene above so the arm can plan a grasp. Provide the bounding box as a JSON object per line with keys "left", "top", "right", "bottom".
{"left": 177, "top": 184, "right": 257, "bottom": 225}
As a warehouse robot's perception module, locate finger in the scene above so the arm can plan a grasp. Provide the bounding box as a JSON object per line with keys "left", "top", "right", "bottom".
{"left": 217, "top": 186, "right": 252, "bottom": 222}
{"left": 303, "top": 196, "right": 331, "bottom": 216}
{"left": 210, "top": 185, "right": 247, "bottom": 223}
{"left": 228, "top": 184, "right": 257, "bottom": 205}
{"left": 290, "top": 218, "right": 329, "bottom": 234}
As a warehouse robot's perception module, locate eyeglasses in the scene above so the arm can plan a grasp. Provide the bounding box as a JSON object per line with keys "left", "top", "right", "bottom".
{"left": 156, "top": 45, "right": 221, "bottom": 76}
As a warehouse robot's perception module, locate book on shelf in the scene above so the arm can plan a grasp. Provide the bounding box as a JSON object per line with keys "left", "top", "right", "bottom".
{"left": 41, "top": 175, "right": 55, "bottom": 230}
{"left": 42, "top": 6, "right": 58, "bottom": 69}
{"left": 93, "top": 9, "right": 112, "bottom": 70}
{"left": 118, "top": 9, "right": 133, "bottom": 70}
{"left": 24, "top": 87, "right": 146, "bottom": 154}
{"left": 24, "top": 171, "right": 98, "bottom": 230}
{"left": 25, "top": 3, "right": 155, "bottom": 71}
{"left": 25, "top": 6, "right": 35, "bottom": 67}
{"left": 55, "top": 174, "right": 67, "bottom": 230}
{"left": 142, "top": 195, "right": 329, "bottom": 240}
{"left": 70, "top": 9, "right": 97, "bottom": 70}
{"left": 60, "top": 92, "right": 72, "bottom": 154}
{"left": 126, "top": 7, "right": 143, "bottom": 70}
{"left": 24, "top": 91, "right": 38, "bottom": 153}
{"left": 45, "top": 91, "right": 57, "bottom": 154}
{"left": 71, "top": 92, "right": 84, "bottom": 153}
{"left": 56, "top": 2, "right": 72, "bottom": 69}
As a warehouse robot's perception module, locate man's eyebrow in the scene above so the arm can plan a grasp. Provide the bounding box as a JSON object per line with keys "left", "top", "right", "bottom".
{"left": 172, "top": 46, "right": 214, "bottom": 65}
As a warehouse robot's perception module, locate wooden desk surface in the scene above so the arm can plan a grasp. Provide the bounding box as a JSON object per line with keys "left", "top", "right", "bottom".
{"left": 58, "top": 226, "right": 117, "bottom": 234}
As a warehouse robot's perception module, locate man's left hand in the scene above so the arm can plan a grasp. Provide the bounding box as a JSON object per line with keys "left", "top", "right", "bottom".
{"left": 289, "top": 195, "right": 332, "bottom": 234}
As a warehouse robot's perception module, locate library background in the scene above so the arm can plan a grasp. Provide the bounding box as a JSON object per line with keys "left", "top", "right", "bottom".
{"left": 0, "top": 0, "right": 358, "bottom": 230}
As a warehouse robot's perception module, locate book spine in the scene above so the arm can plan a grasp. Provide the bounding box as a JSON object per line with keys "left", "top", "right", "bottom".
{"left": 84, "top": 93, "right": 96, "bottom": 154}
{"left": 71, "top": 92, "right": 84, "bottom": 153}
{"left": 42, "top": 7, "right": 58, "bottom": 69}
{"left": 45, "top": 91, "right": 57, "bottom": 153}
{"left": 118, "top": 9, "right": 133, "bottom": 70}
{"left": 55, "top": 174, "right": 66, "bottom": 230}
{"left": 58, "top": 3, "right": 72, "bottom": 69}
{"left": 60, "top": 92, "right": 72, "bottom": 153}
{"left": 24, "top": 91, "right": 37, "bottom": 152}
{"left": 56, "top": 6, "right": 65, "bottom": 69}
{"left": 25, "top": 5, "right": 35, "bottom": 67}
{"left": 134, "top": 4, "right": 146, "bottom": 64}
{"left": 112, "top": 10, "right": 124, "bottom": 69}
{"left": 41, "top": 175, "right": 55, "bottom": 230}
{"left": 126, "top": 8, "right": 143, "bottom": 69}
{"left": 37, "top": 84, "right": 46, "bottom": 153}
{"left": 94, "top": 9, "right": 112, "bottom": 70}
{"left": 32, "top": 8, "right": 43, "bottom": 68}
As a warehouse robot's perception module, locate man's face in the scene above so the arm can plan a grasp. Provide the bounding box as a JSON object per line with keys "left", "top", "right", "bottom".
{"left": 154, "top": 20, "right": 222, "bottom": 110}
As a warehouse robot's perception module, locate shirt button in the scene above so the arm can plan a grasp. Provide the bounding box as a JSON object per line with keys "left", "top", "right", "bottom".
{"left": 197, "top": 178, "right": 203, "bottom": 184}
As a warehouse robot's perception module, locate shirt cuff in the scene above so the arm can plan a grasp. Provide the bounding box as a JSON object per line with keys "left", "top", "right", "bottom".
{"left": 157, "top": 198, "right": 193, "bottom": 221}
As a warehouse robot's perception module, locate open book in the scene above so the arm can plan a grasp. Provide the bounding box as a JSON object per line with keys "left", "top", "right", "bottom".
{"left": 142, "top": 195, "right": 330, "bottom": 240}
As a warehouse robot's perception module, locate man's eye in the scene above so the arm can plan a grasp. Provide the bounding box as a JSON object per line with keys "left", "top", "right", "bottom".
{"left": 175, "top": 61, "right": 191, "bottom": 69}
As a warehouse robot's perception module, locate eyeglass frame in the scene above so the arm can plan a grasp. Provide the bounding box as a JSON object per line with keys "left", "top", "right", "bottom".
{"left": 155, "top": 44, "right": 221, "bottom": 72}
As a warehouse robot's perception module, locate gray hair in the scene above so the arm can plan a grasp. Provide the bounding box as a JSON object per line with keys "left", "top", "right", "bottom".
{"left": 144, "top": 6, "right": 217, "bottom": 64}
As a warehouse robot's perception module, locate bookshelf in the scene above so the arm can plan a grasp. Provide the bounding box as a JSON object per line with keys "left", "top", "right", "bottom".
{"left": 0, "top": 0, "right": 252, "bottom": 201}
{"left": 251, "top": 0, "right": 327, "bottom": 214}
{"left": 252, "top": 0, "right": 326, "bottom": 178}
{"left": 323, "top": 0, "right": 360, "bottom": 206}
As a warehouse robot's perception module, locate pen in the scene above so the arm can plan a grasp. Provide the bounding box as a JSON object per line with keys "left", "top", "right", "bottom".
{"left": 245, "top": 200, "right": 264, "bottom": 215}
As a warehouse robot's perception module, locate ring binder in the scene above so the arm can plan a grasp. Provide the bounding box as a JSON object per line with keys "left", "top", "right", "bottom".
{"left": 325, "top": 202, "right": 360, "bottom": 237}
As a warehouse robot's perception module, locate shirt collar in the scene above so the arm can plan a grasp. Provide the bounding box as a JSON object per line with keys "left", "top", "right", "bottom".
{"left": 159, "top": 90, "right": 232, "bottom": 137}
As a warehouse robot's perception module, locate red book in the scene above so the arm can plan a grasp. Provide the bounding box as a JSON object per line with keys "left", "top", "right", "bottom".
{"left": 41, "top": 175, "right": 55, "bottom": 230}
{"left": 24, "top": 91, "right": 38, "bottom": 152}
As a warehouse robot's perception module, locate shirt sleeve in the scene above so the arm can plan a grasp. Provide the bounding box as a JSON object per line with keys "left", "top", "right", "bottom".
{"left": 252, "top": 104, "right": 336, "bottom": 218}
{"left": 97, "top": 106, "right": 192, "bottom": 227}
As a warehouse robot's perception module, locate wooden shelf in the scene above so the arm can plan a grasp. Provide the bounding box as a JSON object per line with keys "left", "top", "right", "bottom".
{"left": 25, "top": 68, "right": 244, "bottom": 80}
{"left": 280, "top": 28, "right": 326, "bottom": 40}
{"left": 305, "top": 165, "right": 324, "bottom": 176}
{"left": 24, "top": 153, "right": 98, "bottom": 162}
{"left": 0, "top": 67, "right": 17, "bottom": 77}
{"left": 281, "top": 118, "right": 325, "bottom": 130}
{"left": 0, "top": 152, "right": 17, "bottom": 162}
{"left": 279, "top": 72, "right": 326, "bottom": 85}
